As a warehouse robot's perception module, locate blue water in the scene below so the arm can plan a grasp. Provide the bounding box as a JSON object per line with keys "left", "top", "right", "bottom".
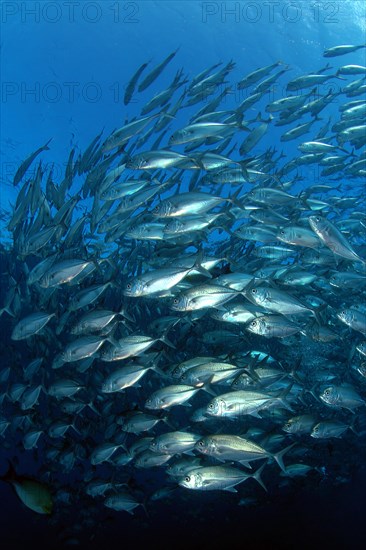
{"left": 1, "top": 1, "right": 366, "bottom": 548}
{"left": 1, "top": 0, "right": 365, "bottom": 204}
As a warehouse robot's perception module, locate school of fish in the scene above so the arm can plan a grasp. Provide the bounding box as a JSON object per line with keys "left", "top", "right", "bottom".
{"left": 0, "top": 43, "right": 366, "bottom": 540}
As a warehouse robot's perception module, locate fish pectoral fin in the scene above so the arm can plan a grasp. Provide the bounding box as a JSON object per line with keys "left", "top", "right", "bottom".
{"left": 249, "top": 411, "right": 262, "bottom": 419}
{"left": 223, "top": 486, "right": 238, "bottom": 493}
{"left": 238, "top": 460, "right": 252, "bottom": 469}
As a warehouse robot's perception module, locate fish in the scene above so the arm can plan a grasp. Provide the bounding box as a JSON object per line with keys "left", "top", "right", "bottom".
{"left": 245, "top": 315, "right": 303, "bottom": 338}
{"left": 169, "top": 121, "right": 249, "bottom": 146}
{"left": 101, "top": 113, "right": 168, "bottom": 152}
{"left": 179, "top": 465, "right": 265, "bottom": 492}
{"left": 101, "top": 362, "right": 159, "bottom": 392}
{"left": 309, "top": 215, "right": 365, "bottom": 263}
{"left": 150, "top": 430, "right": 201, "bottom": 454}
{"left": 244, "top": 286, "right": 317, "bottom": 318}
{"left": 337, "top": 308, "right": 366, "bottom": 335}
{"left": 53, "top": 335, "right": 110, "bottom": 367}
{"left": 170, "top": 284, "right": 240, "bottom": 311}
{"left": 47, "top": 379, "right": 84, "bottom": 399}
{"left": 237, "top": 61, "right": 282, "bottom": 89}
{"left": 11, "top": 312, "right": 55, "bottom": 340}
{"left": 100, "top": 334, "right": 173, "bottom": 362}
{"left": 151, "top": 191, "right": 233, "bottom": 217}
{"left": 138, "top": 49, "right": 179, "bottom": 92}
{"left": 337, "top": 65, "right": 366, "bottom": 75}
{"left": 282, "top": 415, "right": 318, "bottom": 435}
{"left": 104, "top": 491, "right": 142, "bottom": 514}
{"left": 145, "top": 384, "right": 204, "bottom": 410}
{"left": 205, "top": 388, "right": 293, "bottom": 419}
{"left": 123, "top": 258, "right": 209, "bottom": 297}
{"left": 13, "top": 139, "right": 52, "bottom": 186}
{"left": 195, "top": 434, "right": 293, "bottom": 471}
{"left": 69, "top": 308, "right": 128, "bottom": 336}
{"left": 140, "top": 69, "right": 187, "bottom": 116}
{"left": 1, "top": 462, "right": 53, "bottom": 514}
{"left": 319, "top": 385, "right": 365, "bottom": 412}
{"left": 179, "top": 361, "right": 244, "bottom": 386}
{"left": 323, "top": 44, "right": 366, "bottom": 57}
{"left": 277, "top": 226, "right": 321, "bottom": 249}
{"left": 1, "top": 47, "right": 366, "bottom": 541}
{"left": 38, "top": 259, "right": 96, "bottom": 288}
{"left": 118, "top": 411, "right": 168, "bottom": 434}
{"left": 311, "top": 420, "right": 351, "bottom": 438}
{"left": 124, "top": 61, "right": 150, "bottom": 105}
{"left": 126, "top": 149, "right": 197, "bottom": 170}
{"left": 286, "top": 71, "right": 344, "bottom": 91}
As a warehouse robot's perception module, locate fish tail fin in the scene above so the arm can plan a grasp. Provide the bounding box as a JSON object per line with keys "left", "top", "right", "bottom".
{"left": 196, "top": 380, "right": 217, "bottom": 397}
{"left": 119, "top": 308, "right": 135, "bottom": 323}
{"left": 228, "top": 187, "right": 244, "bottom": 210}
{"left": 289, "top": 355, "right": 304, "bottom": 385}
{"left": 158, "top": 111, "right": 176, "bottom": 121}
{"left": 0, "top": 459, "right": 16, "bottom": 482}
{"left": 71, "top": 422, "right": 82, "bottom": 436}
{"left": 87, "top": 401, "right": 101, "bottom": 416}
{"left": 235, "top": 121, "right": 252, "bottom": 132}
{"left": 162, "top": 415, "right": 176, "bottom": 430}
{"left": 252, "top": 462, "right": 268, "bottom": 492}
{"left": 312, "top": 303, "right": 327, "bottom": 325}
{"left": 141, "top": 496, "right": 150, "bottom": 519}
{"left": 159, "top": 334, "right": 176, "bottom": 349}
{"left": 0, "top": 306, "right": 15, "bottom": 318}
{"left": 275, "top": 382, "right": 295, "bottom": 412}
{"left": 349, "top": 417, "right": 360, "bottom": 436}
{"left": 189, "top": 250, "right": 212, "bottom": 279}
{"left": 151, "top": 363, "right": 167, "bottom": 377}
{"left": 106, "top": 333, "right": 119, "bottom": 347}
{"left": 43, "top": 138, "right": 53, "bottom": 150}
{"left": 273, "top": 443, "right": 296, "bottom": 473}
{"left": 347, "top": 343, "right": 357, "bottom": 367}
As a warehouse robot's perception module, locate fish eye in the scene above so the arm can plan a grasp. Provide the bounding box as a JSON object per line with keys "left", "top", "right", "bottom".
{"left": 185, "top": 476, "right": 191, "bottom": 482}
{"left": 208, "top": 403, "right": 214, "bottom": 409}
{"left": 324, "top": 389, "right": 331, "bottom": 396}
{"left": 173, "top": 298, "right": 179, "bottom": 304}
{"left": 315, "top": 216, "right": 321, "bottom": 222}
{"left": 280, "top": 230, "right": 285, "bottom": 235}
{"left": 251, "top": 288, "right": 257, "bottom": 294}
{"left": 126, "top": 283, "right": 132, "bottom": 290}
{"left": 251, "top": 320, "right": 257, "bottom": 327}
{"left": 198, "top": 441, "right": 204, "bottom": 447}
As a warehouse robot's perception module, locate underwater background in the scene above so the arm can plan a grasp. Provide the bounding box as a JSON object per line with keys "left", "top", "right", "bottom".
{"left": 1, "top": 1, "right": 366, "bottom": 548}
